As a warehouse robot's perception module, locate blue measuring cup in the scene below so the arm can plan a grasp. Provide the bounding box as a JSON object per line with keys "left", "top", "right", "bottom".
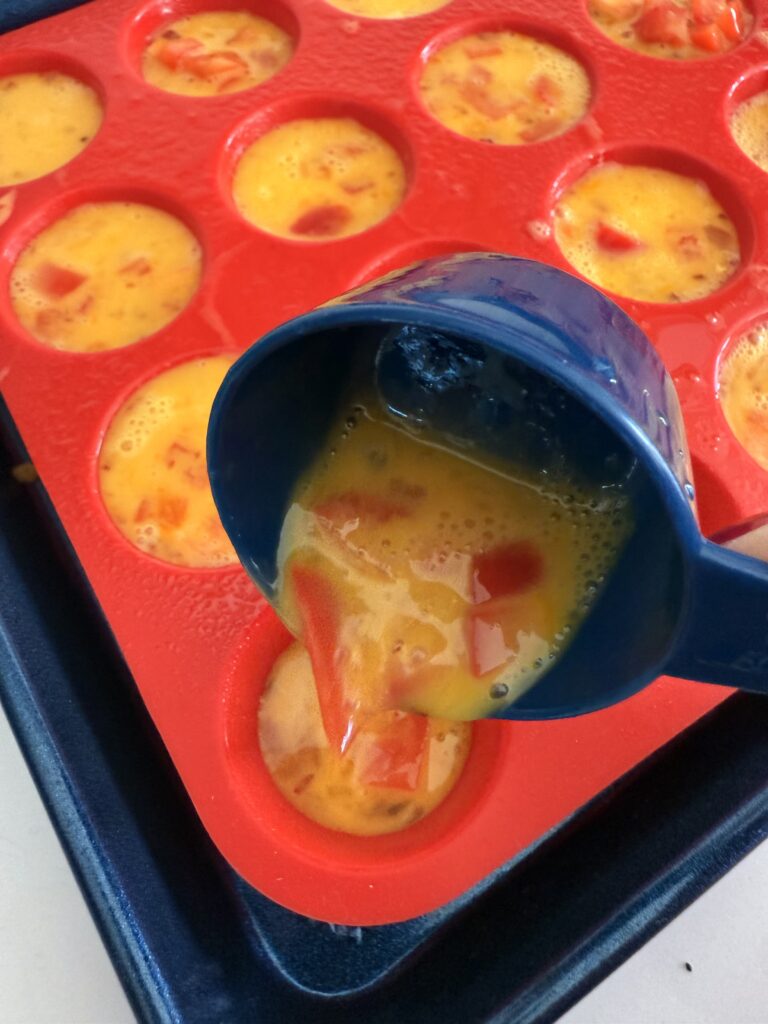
{"left": 208, "top": 253, "right": 768, "bottom": 721}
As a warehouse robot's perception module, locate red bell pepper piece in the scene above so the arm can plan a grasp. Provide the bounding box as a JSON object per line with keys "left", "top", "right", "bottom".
{"left": 33, "top": 262, "right": 87, "bottom": 298}
{"left": 471, "top": 541, "right": 544, "bottom": 604}
{"left": 227, "top": 25, "right": 260, "bottom": 45}
{"left": 158, "top": 495, "right": 188, "bottom": 528}
{"left": 156, "top": 37, "right": 204, "bottom": 70}
{"left": 691, "top": 0, "right": 726, "bottom": 23}
{"left": 119, "top": 257, "right": 152, "bottom": 276}
{"left": 184, "top": 50, "right": 249, "bottom": 81}
{"left": 596, "top": 222, "right": 643, "bottom": 252}
{"left": 34, "top": 308, "right": 65, "bottom": 337}
{"left": 690, "top": 22, "right": 724, "bottom": 49}
{"left": 314, "top": 491, "right": 408, "bottom": 527}
{"left": 463, "top": 42, "right": 504, "bottom": 59}
{"left": 357, "top": 713, "right": 429, "bottom": 790}
{"left": 290, "top": 204, "right": 351, "bottom": 237}
{"left": 134, "top": 498, "right": 152, "bottom": 523}
{"left": 519, "top": 116, "right": 564, "bottom": 143}
{"left": 533, "top": 74, "right": 563, "bottom": 107}
{"left": 466, "top": 592, "right": 551, "bottom": 677}
{"left": 717, "top": 2, "right": 745, "bottom": 40}
{"left": 635, "top": 2, "right": 690, "bottom": 45}
{"left": 290, "top": 564, "right": 355, "bottom": 752}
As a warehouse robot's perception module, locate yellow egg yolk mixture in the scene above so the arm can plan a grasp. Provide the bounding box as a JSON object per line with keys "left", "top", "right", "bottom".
{"left": 324, "top": 0, "right": 448, "bottom": 18}
{"left": 260, "top": 643, "right": 471, "bottom": 835}
{"left": 142, "top": 11, "right": 293, "bottom": 97}
{"left": 419, "top": 31, "right": 590, "bottom": 145}
{"left": 232, "top": 117, "right": 406, "bottom": 239}
{"left": 554, "top": 163, "right": 740, "bottom": 303}
{"left": 10, "top": 202, "right": 202, "bottom": 352}
{"left": 720, "top": 325, "right": 768, "bottom": 471}
{"left": 99, "top": 356, "right": 238, "bottom": 568}
{"left": 0, "top": 71, "right": 102, "bottom": 186}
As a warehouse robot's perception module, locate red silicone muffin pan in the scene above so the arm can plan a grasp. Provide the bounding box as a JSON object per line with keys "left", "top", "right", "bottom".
{"left": 1, "top": 0, "right": 767, "bottom": 926}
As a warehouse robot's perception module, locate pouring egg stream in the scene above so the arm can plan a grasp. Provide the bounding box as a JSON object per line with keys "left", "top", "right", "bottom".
{"left": 257, "top": 343, "right": 634, "bottom": 837}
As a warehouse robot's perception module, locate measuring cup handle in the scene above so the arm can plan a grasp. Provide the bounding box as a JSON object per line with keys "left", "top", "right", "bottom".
{"left": 667, "top": 525, "right": 768, "bottom": 693}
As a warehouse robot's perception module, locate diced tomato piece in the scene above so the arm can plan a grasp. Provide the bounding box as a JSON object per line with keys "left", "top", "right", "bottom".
{"left": 635, "top": 2, "right": 689, "bottom": 45}
{"left": 158, "top": 495, "right": 187, "bottom": 527}
{"left": 746, "top": 408, "right": 768, "bottom": 438}
{"left": 290, "top": 204, "right": 351, "bottom": 237}
{"left": 252, "top": 49, "right": 281, "bottom": 69}
{"left": 705, "top": 224, "right": 733, "bottom": 247}
{"left": 164, "top": 440, "right": 196, "bottom": 467}
{"left": 134, "top": 498, "right": 152, "bottom": 523}
{"left": 467, "top": 64, "right": 493, "bottom": 87}
{"left": 227, "top": 25, "right": 260, "bottom": 44}
{"left": 519, "top": 116, "right": 563, "bottom": 142}
{"left": 184, "top": 464, "right": 208, "bottom": 488}
{"left": 596, "top": 222, "right": 643, "bottom": 252}
{"left": 463, "top": 43, "right": 503, "bottom": 59}
{"left": 459, "top": 81, "right": 520, "bottom": 121}
{"left": 690, "top": 22, "right": 724, "bottom": 49}
{"left": 717, "top": 2, "right": 745, "bottom": 39}
{"left": 119, "top": 257, "right": 152, "bottom": 276}
{"left": 34, "top": 308, "right": 65, "bottom": 337}
{"left": 692, "top": 0, "right": 726, "bottom": 24}
{"left": 356, "top": 712, "right": 429, "bottom": 790}
{"left": 33, "top": 262, "right": 87, "bottom": 298}
{"left": 471, "top": 541, "right": 543, "bottom": 604}
{"left": 533, "top": 74, "right": 563, "bottom": 107}
{"left": 215, "top": 69, "right": 249, "bottom": 91}
{"left": 676, "top": 233, "right": 701, "bottom": 258}
{"left": 156, "top": 37, "right": 204, "bottom": 70}
{"left": 314, "top": 491, "right": 409, "bottom": 527}
{"left": 341, "top": 180, "right": 374, "bottom": 195}
{"left": 184, "top": 50, "right": 249, "bottom": 81}
{"left": 466, "top": 591, "right": 553, "bottom": 677}
{"left": 290, "top": 564, "right": 355, "bottom": 752}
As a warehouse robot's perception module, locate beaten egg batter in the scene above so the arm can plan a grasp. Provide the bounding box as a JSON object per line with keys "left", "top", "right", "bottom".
{"left": 10, "top": 202, "right": 201, "bottom": 352}
{"left": 232, "top": 117, "right": 406, "bottom": 239}
{"left": 419, "top": 31, "right": 590, "bottom": 145}
{"left": 324, "top": 0, "right": 448, "bottom": 18}
{"left": 142, "top": 11, "right": 293, "bottom": 97}
{"left": 554, "top": 163, "right": 740, "bottom": 303}
{"left": 719, "top": 324, "right": 768, "bottom": 470}
{"left": 99, "top": 356, "right": 238, "bottom": 568}
{"left": 275, "top": 402, "right": 632, "bottom": 727}
{"left": 0, "top": 71, "right": 102, "bottom": 186}
{"left": 260, "top": 644, "right": 471, "bottom": 835}
{"left": 588, "top": 0, "right": 751, "bottom": 59}
{"left": 730, "top": 90, "right": 768, "bottom": 173}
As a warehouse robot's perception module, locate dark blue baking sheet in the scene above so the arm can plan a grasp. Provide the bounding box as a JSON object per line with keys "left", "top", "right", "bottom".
{"left": 3, "top": 4, "right": 768, "bottom": 1020}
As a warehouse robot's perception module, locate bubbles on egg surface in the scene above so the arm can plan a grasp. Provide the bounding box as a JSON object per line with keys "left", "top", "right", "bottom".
{"left": 730, "top": 91, "right": 768, "bottom": 175}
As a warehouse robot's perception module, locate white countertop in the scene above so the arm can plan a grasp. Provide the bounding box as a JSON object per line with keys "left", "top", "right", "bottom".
{"left": 1, "top": 700, "right": 767, "bottom": 1024}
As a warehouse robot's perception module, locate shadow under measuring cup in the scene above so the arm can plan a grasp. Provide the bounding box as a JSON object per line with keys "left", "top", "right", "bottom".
{"left": 207, "top": 253, "right": 768, "bottom": 720}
